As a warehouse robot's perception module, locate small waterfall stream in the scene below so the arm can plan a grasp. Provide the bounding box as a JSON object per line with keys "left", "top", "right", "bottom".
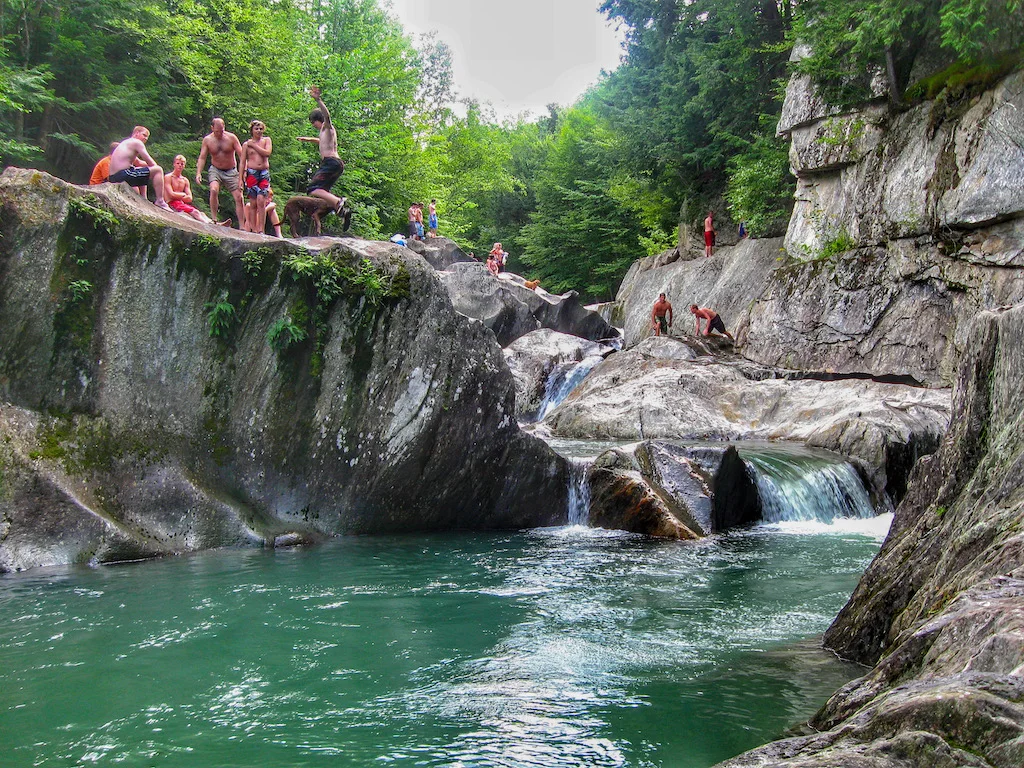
{"left": 535, "top": 355, "right": 606, "bottom": 421}
{"left": 566, "top": 457, "right": 593, "bottom": 525}
{"left": 740, "top": 448, "right": 875, "bottom": 523}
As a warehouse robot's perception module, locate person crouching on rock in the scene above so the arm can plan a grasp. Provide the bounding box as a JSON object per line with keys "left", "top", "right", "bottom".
{"left": 651, "top": 293, "right": 673, "bottom": 336}
{"left": 108, "top": 126, "right": 171, "bottom": 210}
{"left": 690, "top": 304, "right": 734, "bottom": 340}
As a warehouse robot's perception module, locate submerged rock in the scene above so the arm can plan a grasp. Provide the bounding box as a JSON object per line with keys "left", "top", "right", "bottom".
{"left": 0, "top": 169, "right": 568, "bottom": 572}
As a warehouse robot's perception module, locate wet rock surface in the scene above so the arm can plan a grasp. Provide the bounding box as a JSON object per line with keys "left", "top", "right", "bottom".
{"left": 717, "top": 306, "right": 1024, "bottom": 767}
{"left": 0, "top": 169, "right": 568, "bottom": 572}
{"left": 544, "top": 336, "right": 949, "bottom": 505}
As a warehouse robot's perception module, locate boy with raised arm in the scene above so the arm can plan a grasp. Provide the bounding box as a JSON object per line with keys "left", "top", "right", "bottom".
{"left": 298, "top": 86, "right": 346, "bottom": 215}
{"left": 108, "top": 126, "right": 171, "bottom": 209}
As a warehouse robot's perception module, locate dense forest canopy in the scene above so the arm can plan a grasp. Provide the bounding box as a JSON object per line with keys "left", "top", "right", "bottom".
{"left": 2, "top": 0, "right": 1019, "bottom": 300}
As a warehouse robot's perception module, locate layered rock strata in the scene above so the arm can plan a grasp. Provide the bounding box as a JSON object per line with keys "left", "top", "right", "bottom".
{"left": 0, "top": 169, "right": 568, "bottom": 572}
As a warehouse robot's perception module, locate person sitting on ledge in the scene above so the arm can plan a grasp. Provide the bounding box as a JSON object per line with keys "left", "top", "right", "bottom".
{"left": 690, "top": 304, "right": 734, "bottom": 340}
{"left": 108, "top": 125, "right": 170, "bottom": 210}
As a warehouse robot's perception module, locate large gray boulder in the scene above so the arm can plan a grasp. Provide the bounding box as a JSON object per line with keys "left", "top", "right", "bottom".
{"left": 615, "top": 236, "right": 783, "bottom": 348}
{"left": 717, "top": 305, "right": 1024, "bottom": 768}
{"left": 404, "top": 236, "right": 475, "bottom": 270}
{"left": 545, "top": 336, "right": 950, "bottom": 504}
{"left": 437, "top": 264, "right": 620, "bottom": 346}
{"left": 0, "top": 169, "right": 569, "bottom": 572}
{"left": 586, "top": 447, "right": 702, "bottom": 539}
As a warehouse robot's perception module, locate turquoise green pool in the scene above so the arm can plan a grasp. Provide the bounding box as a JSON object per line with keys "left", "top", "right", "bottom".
{"left": 0, "top": 522, "right": 884, "bottom": 767}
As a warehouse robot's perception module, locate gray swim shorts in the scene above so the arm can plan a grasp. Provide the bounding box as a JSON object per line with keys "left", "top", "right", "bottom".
{"left": 207, "top": 165, "right": 238, "bottom": 188}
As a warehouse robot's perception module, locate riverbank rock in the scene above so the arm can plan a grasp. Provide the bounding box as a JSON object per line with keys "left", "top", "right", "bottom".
{"left": 586, "top": 448, "right": 702, "bottom": 539}
{"left": 0, "top": 169, "right": 568, "bottom": 572}
{"left": 436, "top": 264, "right": 619, "bottom": 346}
{"left": 503, "top": 329, "right": 617, "bottom": 420}
{"left": 716, "top": 304, "right": 1024, "bottom": 768}
{"left": 615, "top": 236, "right": 783, "bottom": 348}
{"left": 545, "top": 336, "right": 949, "bottom": 505}
{"left": 586, "top": 441, "right": 760, "bottom": 536}
{"left": 404, "top": 236, "right": 475, "bottom": 270}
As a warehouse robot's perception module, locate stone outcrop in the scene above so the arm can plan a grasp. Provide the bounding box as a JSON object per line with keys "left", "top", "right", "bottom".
{"left": 404, "top": 236, "right": 475, "bottom": 271}
{"left": 615, "top": 236, "right": 782, "bottom": 349}
{"left": 614, "top": 231, "right": 1024, "bottom": 387}
{"left": 718, "top": 305, "right": 1024, "bottom": 768}
{"left": 586, "top": 441, "right": 760, "bottom": 537}
{"left": 436, "top": 264, "right": 619, "bottom": 346}
{"left": 586, "top": 447, "right": 702, "bottom": 539}
{"left": 0, "top": 169, "right": 568, "bottom": 572}
{"left": 545, "top": 336, "right": 949, "bottom": 505}
{"left": 782, "top": 68, "right": 1024, "bottom": 256}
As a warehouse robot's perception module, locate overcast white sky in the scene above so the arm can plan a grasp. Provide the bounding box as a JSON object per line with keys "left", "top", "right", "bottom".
{"left": 386, "top": 0, "right": 625, "bottom": 120}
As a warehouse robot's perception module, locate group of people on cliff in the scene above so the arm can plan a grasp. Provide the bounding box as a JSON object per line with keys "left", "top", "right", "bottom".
{"left": 88, "top": 87, "right": 346, "bottom": 237}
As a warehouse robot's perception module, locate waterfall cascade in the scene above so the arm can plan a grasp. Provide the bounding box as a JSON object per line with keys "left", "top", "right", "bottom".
{"left": 739, "top": 447, "right": 875, "bottom": 523}
{"left": 535, "top": 355, "right": 606, "bottom": 421}
{"left": 566, "top": 457, "right": 593, "bottom": 525}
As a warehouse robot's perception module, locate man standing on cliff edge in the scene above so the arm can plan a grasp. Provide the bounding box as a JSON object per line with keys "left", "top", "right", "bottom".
{"left": 196, "top": 118, "right": 245, "bottom": 227}
{"left": 651, "top": 293, "right": 673, "bottom": 336}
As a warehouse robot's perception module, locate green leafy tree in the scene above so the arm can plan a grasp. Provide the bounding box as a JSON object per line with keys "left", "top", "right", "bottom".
{"left": 518, "top": 105, "right": 644, "bottom": 301}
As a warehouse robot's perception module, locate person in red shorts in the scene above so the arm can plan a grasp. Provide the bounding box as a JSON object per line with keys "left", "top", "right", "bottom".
{"left": 164, "top": 155, "right": 220, "bottom": 224}
{"left": 704, "top": 211, "right": 716, "bottom": 258}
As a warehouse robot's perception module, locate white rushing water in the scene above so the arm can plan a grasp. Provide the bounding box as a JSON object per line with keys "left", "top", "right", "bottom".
{"left": 535, "top": 355, "right": 606, "bottom": 421}
{"left": 739, "top": 447, "right": 876, "bottom": 524}
{"left": 566, "top": 457, "right": 593, "bottom": 525}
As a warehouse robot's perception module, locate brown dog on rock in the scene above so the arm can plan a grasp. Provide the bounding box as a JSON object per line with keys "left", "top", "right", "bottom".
{"left": 284, "top": 195, "right": 352, "bottom": 237}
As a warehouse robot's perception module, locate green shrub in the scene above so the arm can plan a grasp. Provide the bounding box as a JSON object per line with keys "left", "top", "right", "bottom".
{"left": 205, "top": 297, "right": 236, "bottom": 338}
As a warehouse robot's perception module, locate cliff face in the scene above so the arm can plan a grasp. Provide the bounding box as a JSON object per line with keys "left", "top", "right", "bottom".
{"left": 718, "top": 306, "right": 1024, "bottom": 768}
{"left": 0, "top": 169, "right": 568, "bottom": 572}
{"left": 710, "top": 62, "right": 1024, "bottom": 768}
{"left": 617, "top": 70, "right": 1024, "bottom": 388}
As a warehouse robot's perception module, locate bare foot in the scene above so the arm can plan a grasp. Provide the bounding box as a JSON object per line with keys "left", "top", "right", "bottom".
{"left": 217, "top": 219, "right": 232, "bottom": 227}
{"left": 335, "top": 197, "right": 346, "bottom": 215}
{"left": 154, "top": 199, "right": 171, "bottom": 211}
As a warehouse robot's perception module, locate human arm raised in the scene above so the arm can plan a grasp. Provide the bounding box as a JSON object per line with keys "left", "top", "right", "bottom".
{"left": 309, "top": 86, "right": 332, "bottom": 129}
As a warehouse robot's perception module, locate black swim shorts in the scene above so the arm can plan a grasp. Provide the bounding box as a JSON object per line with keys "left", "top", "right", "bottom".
{"left": 709, "top": 315, "right": 727, "bottom": 334}
{"left": 307, "top": 157, "right": 344, "bottom": 194}
{"left": 108, "top": 166, "right": 150, "bottom": 186}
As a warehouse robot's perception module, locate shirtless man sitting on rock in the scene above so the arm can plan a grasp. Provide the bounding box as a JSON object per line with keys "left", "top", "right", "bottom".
{"left": 196, "top": 117, "right": 245, "bottom": 227}
{"left": 690, "top": 304, "right": 734, "bottom": 340}
{"left": 108, "top": 126, "right": 170, "bottom": 210}
{"left": 164, "top": 154, "right": 219, "bottom": 225}
{"left": 651, "top": 293, "right": 673, "bottom": 336}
